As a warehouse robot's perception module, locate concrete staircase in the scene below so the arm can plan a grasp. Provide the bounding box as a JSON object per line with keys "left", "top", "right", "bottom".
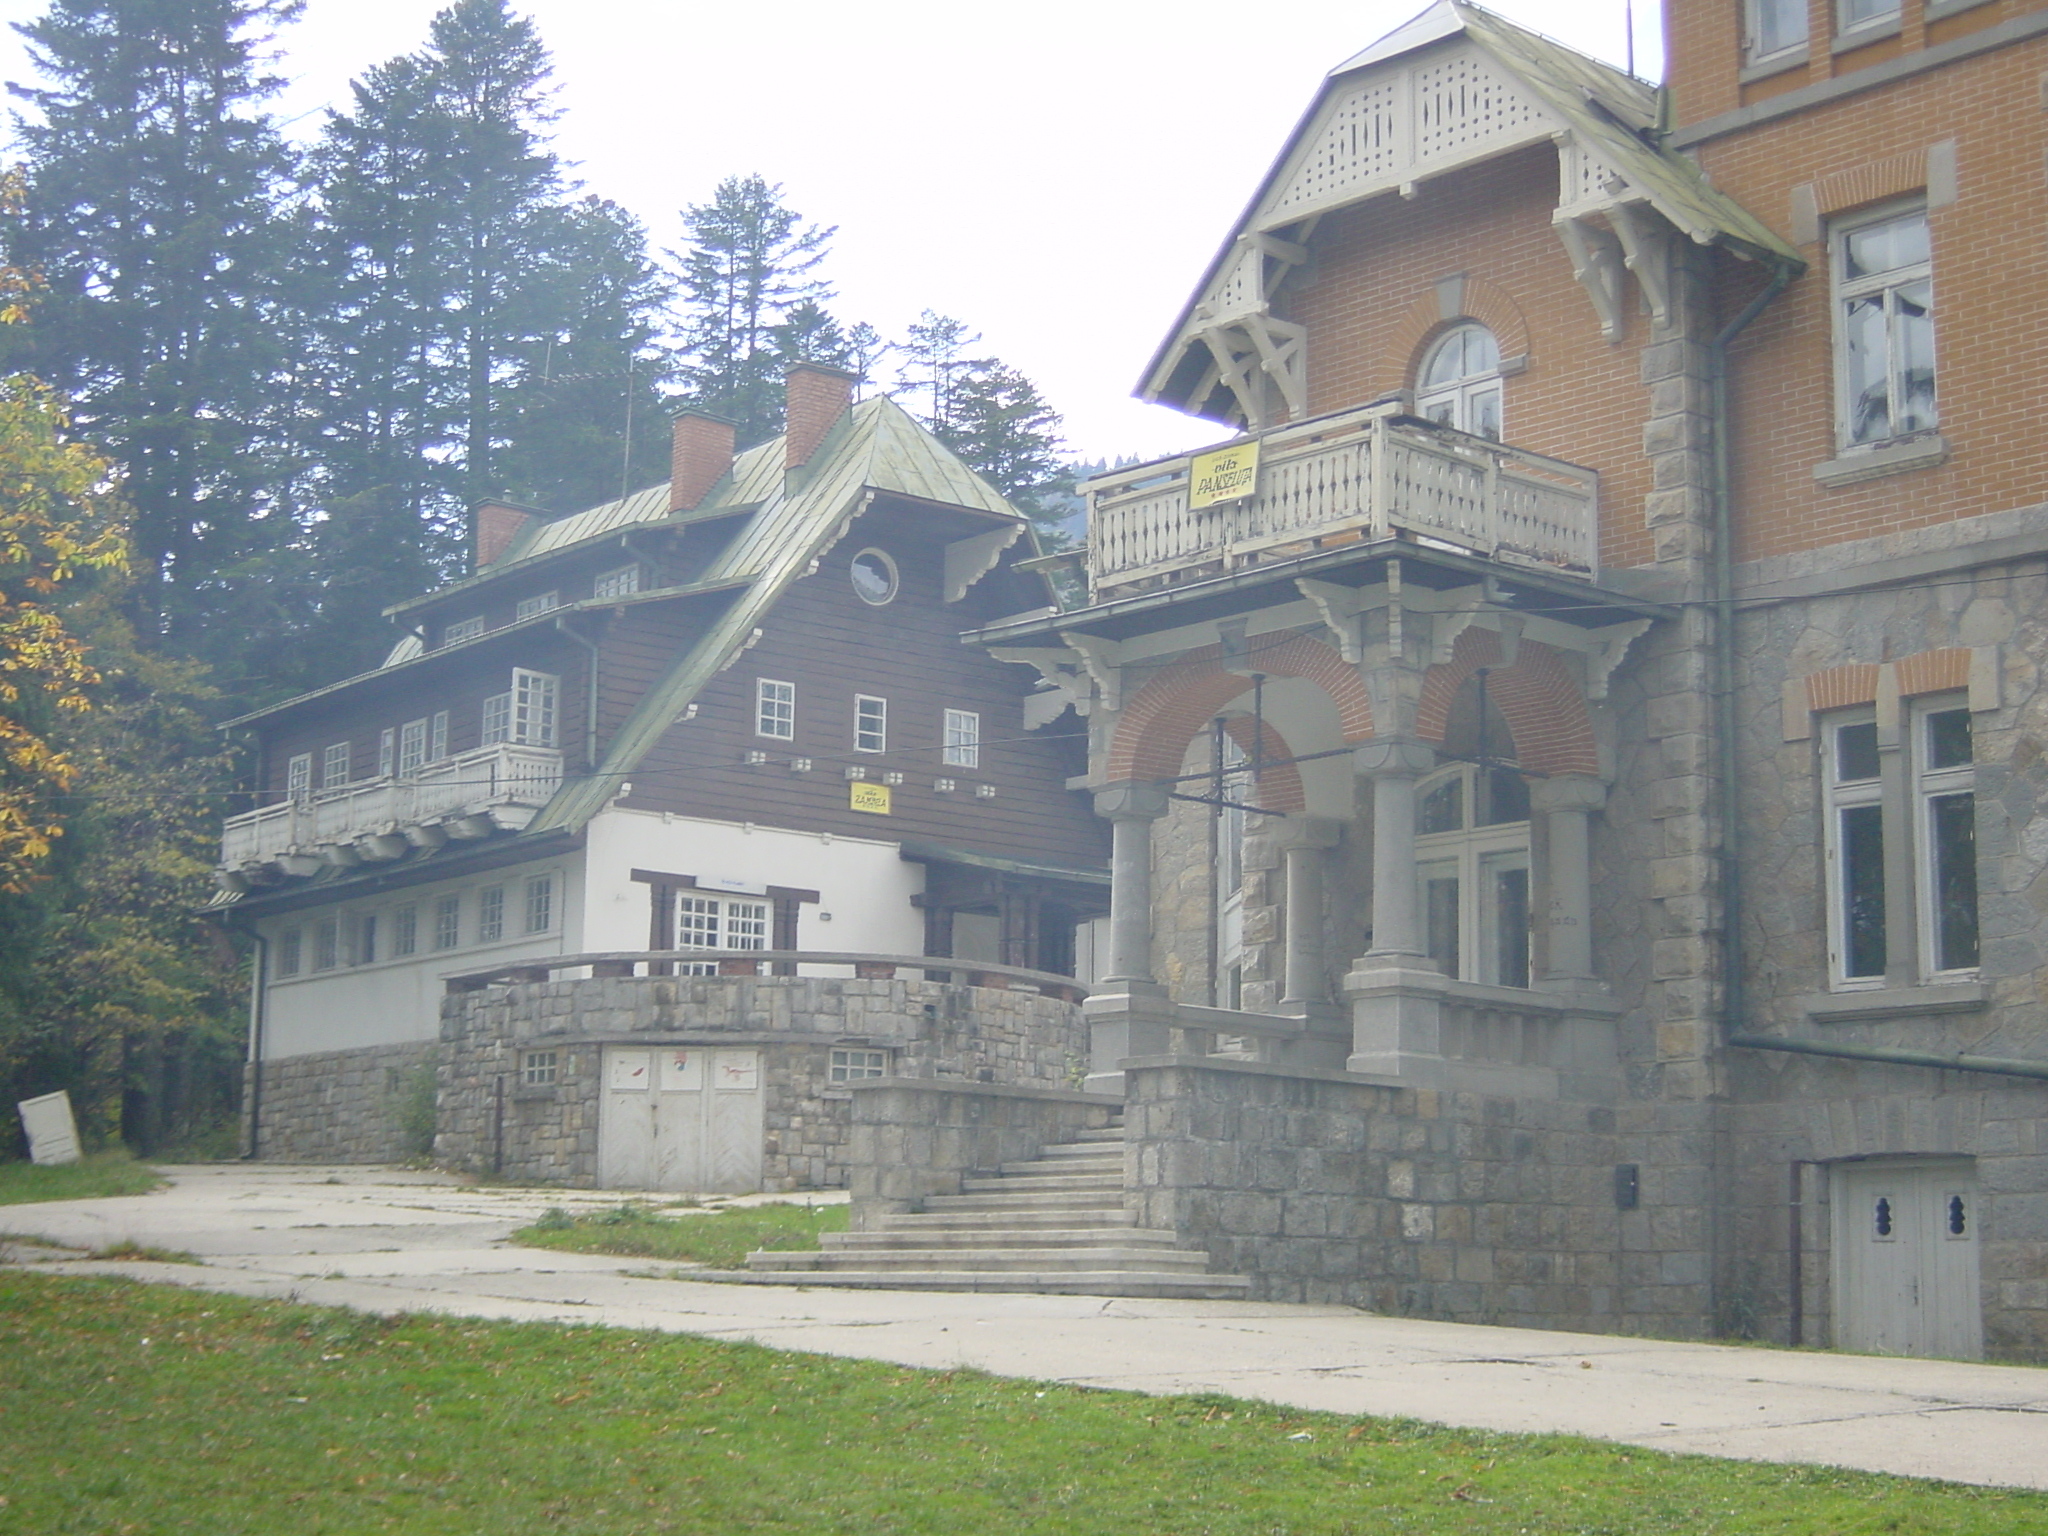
{"left": 746, "top": 1119, "right": 1251, "bottom": 1299}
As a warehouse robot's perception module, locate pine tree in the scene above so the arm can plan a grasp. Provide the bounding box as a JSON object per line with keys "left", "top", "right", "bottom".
{"left": 2, "top": 0, "right": 304, "bottom": 680}
{"left": 672, "top": 175, "right": 834, "bottom": 445}
{"left": 897, "top": 310, "right": 980, "bottom": 434}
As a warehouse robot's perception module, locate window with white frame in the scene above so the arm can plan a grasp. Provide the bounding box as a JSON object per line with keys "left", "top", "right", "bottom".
{"left": 392, "top": 904, "right": 418, "bottom": 957}
{"left": 674, "top": 894, "right": 770, "bottom": 975}
{"left": 398, "top": 718, "right": 428, "bottom": 776}
{"left": 276, "top": 928, "right": 302, "bottom": 978}
{"left": 354, "top": 912, "right": 378, "bottom": 966}
{"left": 829, "top": 1048, "right": 888, "bottom": 1082}
{"left": 482, "top": 690, "right": 510, "bottom": 744}
{"left": 594, "top": 564, "right": 640, "bottom": 599}
{"left": 854, "top": 694, "right": 887, "bottom": 753}
{"left": 434, "top": 894, "right": 461, "bottom": 950}
{"left": 756, "top": 679, "right": 795, "bottom": 740}
{"left": 1416, "top": 323, "right": 1502, "bottom": 440}
{"left": 1834, "top": 206, "right": 1935, "bottom": 449}
{"left": 313, "top": 916, "right": 340, "bottom": 972}
{"left": 1822, "top": 710, "right": 1888, "bottom": 985}
{"left": 378, "top": 728, "right": 396, "bottom": 777}
{"left": 1913, "top": 699, "right": 1978, "bottom": 976}
{"left": 443, "top": 615, "right": 484, "bottom": 644}
{"left": 1415, "top": 763, "right": 1533, "bottom": 988}
{"left": 483, "top": 670, "right": 559, "bottom": 748}
{"left": 286, "top": 753, "right": 312, "bottom": 803}
{"left": 942, "top": 708, "right": 980, "bottom": 768}
{"left": 321, "top": 741, "right": 350, "bottom": 789}
{"left": 1747, "top": 0, "right": 1807, "bottom": 59}
{"left": 478, "top": 884, "right": 505, "bottom": 944}
{"left": 430, "top": 710, "right": 449, "bottom": 761}
{"left": 515, "top": 591, "right": 558, "bottom": 620}
{"left": 522, "top": 1050, "right": 559, "bottom": 1087}
{"left": 524, "top": 874, "right": 554, "bottom": 935}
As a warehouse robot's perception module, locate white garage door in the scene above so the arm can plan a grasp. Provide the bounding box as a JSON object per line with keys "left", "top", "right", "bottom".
{"left": 597, "top": 1046, "right": 764, "bottom": 1193}
{"left": 1832, "top": 1157, "right": 1981, "bottom": 1360}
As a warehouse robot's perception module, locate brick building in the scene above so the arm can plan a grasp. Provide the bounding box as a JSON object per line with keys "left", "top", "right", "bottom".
{"left": 954, "top": 0, "right": 2048, "bottom": 1357}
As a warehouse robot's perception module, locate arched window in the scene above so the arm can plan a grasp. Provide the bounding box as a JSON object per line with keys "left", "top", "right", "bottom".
{"left": 1416, "top": 761, "right": 1531, "bottom": 987}
{"left": 1417, "top": 322, "right": 1503, "bottom": 439}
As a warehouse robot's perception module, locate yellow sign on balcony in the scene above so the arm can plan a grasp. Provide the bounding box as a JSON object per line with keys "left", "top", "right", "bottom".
{"left": 1188, "top": 440, "right": 1260, "bottom": 509}
{"left": 849, "top": 782, "right": 892, "bottom": 815}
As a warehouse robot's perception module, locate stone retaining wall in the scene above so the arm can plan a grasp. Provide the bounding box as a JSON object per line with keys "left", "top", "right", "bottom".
{"left": 433, "top": 973, "right": 1088, "bottom": 1189}
{"left": 246, "top": 1041, "right": 438, "bottom": 1163}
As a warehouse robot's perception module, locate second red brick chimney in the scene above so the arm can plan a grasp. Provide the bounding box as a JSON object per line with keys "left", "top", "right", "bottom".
{"left": 784, "top": 363, "right": 855, "bottom": 473}
{"left": 669, "top": 411, "right": 736, "bottom": 513}
{"left": 473, "top": 501, "right": 536, "bottom": 570}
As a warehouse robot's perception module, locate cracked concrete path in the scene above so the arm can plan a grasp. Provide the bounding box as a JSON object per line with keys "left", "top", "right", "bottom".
{"left": 4, "top": 1161, "right": 2045, "bottom": 1490}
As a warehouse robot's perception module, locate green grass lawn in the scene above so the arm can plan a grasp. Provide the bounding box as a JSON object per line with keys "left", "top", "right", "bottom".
{"left": 0, "top": 1151, "right": 162, "bottom": 1206}
{"left": 0, "top": 1273, "right": 2042, "bottom": 1534}
{"left": 512, "top": 1199, "right": 849, "bottom": 1269}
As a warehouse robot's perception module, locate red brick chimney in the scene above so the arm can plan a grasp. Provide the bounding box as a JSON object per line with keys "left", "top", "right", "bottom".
{"left": 784, "top": 363, "right": 855, "bottom": 473}
{"left": 669, "top": 411, "right": 736, "bottom": 513}
{"left": 473, "top": 501, "right": 536, "bottom": 570}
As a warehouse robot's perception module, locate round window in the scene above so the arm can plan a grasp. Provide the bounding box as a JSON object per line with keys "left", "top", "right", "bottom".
{"left": 850, "top": 548, "right": 898, "bottom": 606}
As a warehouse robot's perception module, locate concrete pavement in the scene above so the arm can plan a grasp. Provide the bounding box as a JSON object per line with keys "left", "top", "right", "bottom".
{"left": 4, "top": 1162, "right": 2045, "bottom": 1490}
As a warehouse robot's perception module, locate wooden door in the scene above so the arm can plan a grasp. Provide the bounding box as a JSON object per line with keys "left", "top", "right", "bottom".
{"left": 1832, "top": 1158, "right": 1982, "bottom": 1359}
{"left": 598, "top": 1046, "right": 764, "bottom": 1193}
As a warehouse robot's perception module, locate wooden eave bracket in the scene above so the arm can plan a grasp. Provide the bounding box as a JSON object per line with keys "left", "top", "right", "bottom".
{"left": 1607, "top": 201, "right": 1673, "bottom": 332}
{"left": 1060, "top": 633, "right": 1123, "bottom": 715}
{"left": 1294, "top": 578, "right": 1368, "bottom": 665}
{"left": 987, "top": 646, "right": 1094, "bottom": 719}
{"left": 1555, "top": 214, "right": 1629, "bottom": 342}
{"left": 943, "top": 524, "right": 1024, "bottom": 604}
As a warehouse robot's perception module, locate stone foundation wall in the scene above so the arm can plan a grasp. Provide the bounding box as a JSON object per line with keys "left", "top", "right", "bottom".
{"left": 1124, "top": 1059, "right": 1718, "bottom": 1334}
{"left": 246, "top": 1041, "right": 438, "bottom": 1163}
{"left": 841, "top": 1080, "right": 1118, "bottom": 1228}
{"left": 434, "top": 973, "right": 1088, "bottom": 1189}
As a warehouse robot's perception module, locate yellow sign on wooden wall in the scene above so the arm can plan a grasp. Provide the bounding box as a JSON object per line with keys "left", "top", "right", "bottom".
{"left": 1188, "top": 440, "right": 1260, "bottom": 509}
{"left": 849, "top": 781, "right": 892, "bottom": 815}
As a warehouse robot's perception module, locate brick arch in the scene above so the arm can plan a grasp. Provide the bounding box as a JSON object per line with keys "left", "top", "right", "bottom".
{"left": 1219, "top": 715, "right": 1307, "bottom": 814}
{"left": 1386, "top": 274, "right": 1533, "bottom": 389}
{"left": 1104, "top": 633, "right": 1374, "bottom": 784}
{"left": 1414, "top": 628, "right": 1598, "bottom": 778}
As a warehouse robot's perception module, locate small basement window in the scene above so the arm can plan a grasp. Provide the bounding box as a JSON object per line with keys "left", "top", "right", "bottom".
{"left": 829, "top": 1048, "right": 889, "bottom": 1082}
{"left": 522, "top": 1050, "right": 559, "bottom": 1087}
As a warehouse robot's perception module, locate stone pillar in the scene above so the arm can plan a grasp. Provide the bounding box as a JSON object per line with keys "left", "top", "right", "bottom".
{"left": 1532, "top": 775, "right": 1606, "bottom": 991}
{"left": 1277, "top": 817, "right": 1344, "bottom": 1005}
{"left": 1355, "top": 737, "right": 1436, "bottom": 960}
{"left": 1082, "top": 781, "right": 1173, "bottom": 1095}
{"left": 1343, "top": 736, "right": 1448, "bottom": 1080}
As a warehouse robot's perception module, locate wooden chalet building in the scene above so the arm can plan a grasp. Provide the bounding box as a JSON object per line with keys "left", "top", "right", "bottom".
{"left": 214, "top": 365, "right": 1107, "bottom": 1176}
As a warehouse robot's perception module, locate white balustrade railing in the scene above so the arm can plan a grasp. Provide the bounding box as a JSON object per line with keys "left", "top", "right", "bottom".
{"left": 219, "top": 743, "right": 563, "bottom": 867}
{"left": 1086, "top": 406, "right": 1597, "bottom": 592}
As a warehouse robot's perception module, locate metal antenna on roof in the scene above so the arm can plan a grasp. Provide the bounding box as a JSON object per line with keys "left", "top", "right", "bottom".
{"left": 1624, "top": 0, "right": 1636, "bottom": 78}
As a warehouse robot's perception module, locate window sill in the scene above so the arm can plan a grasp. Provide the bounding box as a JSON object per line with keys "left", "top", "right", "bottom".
{"left": 1833, "top": 17, "right": 1903, "bottom": 54}
{"left": 1813, "top": 435, "right": 1949, "bottom": 487}
{"left": 1802, "top": 980, "right": 1987, "bottom": 1022}
{"left": 1924, "top": 0, "right": 1996, "bottom": 18}
{"left": 1740, "top": 47, "right": 1810, "bottom": 83}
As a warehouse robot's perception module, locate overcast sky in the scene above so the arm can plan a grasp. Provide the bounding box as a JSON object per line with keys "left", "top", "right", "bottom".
{"left": 0, "top": 0, "right": 1661, "bottom": 461}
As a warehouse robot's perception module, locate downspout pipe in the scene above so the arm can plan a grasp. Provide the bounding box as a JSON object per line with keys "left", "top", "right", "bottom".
{"left": 554, "top": 614, "right": 602, "bottom": 772}
{"left": 1710, "top": 258, "right": 1797, "bottom": 1048}
{"left": 1731, "top": 1032, "right": 2048, "bottom": 1083}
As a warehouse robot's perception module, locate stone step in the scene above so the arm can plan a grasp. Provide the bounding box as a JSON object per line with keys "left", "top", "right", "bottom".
{"left": 959, "top": 1172, "right": 1123, "bottom": 1195}
{"left": 881, "top": 1208, "right": 1140, "bottom": 1232}
{"left": 1035, "top": 1138, "right": 1124, "bottom": 1156}
{"left": 996, "top": 1153, "right": 1123, "bottom": 1177}
{"left": 824, "top": 1226, "right": 1182, "bottom": 1252}
{"left": 922, "top": 1190, "right": 1127, "bottom": 1212}
{"left": 756, "top": 1245, "right": 1214, "bottom": 1274}
{"left": 725, "top": 1267, "right": 1252, "bottom": 1300}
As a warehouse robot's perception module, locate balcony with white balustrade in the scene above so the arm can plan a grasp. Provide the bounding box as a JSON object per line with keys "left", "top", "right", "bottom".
{"left": 217, "top": 742, "right": 563, "bottom": 888}
{"left": 1084, "top": 404, "right": 1597, "bottom": 599}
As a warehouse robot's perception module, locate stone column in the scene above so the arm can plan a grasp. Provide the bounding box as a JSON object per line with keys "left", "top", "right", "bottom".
{"left": 1354, "top": 737, "right": 1437, "bottom": 960}
{"left": 1082, "top": 781, "right": 1174, "bottom": 1094}
{"left": 1532, "top": 774, "right": 1607, "bottom": 991}
{"left": 1277, "top": 817, "right": 1344, "bottom": 1005}
{"left": 1097, "top": 782, "right": 1168, "bottom": 985}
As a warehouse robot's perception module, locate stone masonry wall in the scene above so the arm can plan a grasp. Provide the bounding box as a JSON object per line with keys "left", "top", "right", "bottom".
{"left": 434, "top": 974, "right": 1088, "bottom": 1189}
{"left": 247, "top": 1040, "right": 438, "bottom": 1163}
{"left": 1125, "top": 1059, "right": 1719, "bottom": 1335}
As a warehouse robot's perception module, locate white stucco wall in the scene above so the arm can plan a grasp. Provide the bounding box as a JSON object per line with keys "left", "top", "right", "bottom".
{"left": 257, "top": 854, "right": 579, "bottom": 1060}
{"left": 578, "top": 807, "right": 926, "bottom": 956}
